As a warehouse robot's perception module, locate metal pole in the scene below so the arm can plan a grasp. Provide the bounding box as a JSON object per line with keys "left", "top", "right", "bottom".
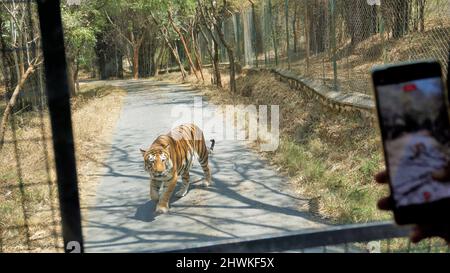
{"left": 379, "top": 5, "right": 387, "bottom": 64}
{"left": 330, "top": 0, "right": 338, "bottom": 90}
{"left": 264, "top": 1, "right": 268, "bottom": 67}
{"left": 285, "top": 0, "right": 290, "bottom": 69}
{"left": 251, "top": 3, "right": 258, "bottom": 68}
{"left": 234, "top": 13, "right": 241, "bottom": 64}
{"left": 268, "top": 0, "right": 278, "bottom": 66}
{"left": 36, "top": 0, "right": 84, "bottom": 253}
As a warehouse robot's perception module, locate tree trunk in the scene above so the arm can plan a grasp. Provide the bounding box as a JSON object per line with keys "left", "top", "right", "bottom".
{"left": 74, "top": 61, "right": 80, "bottom": 93}
{"left": 0, "top": 64, "right": 36, "bottom": 151}
{"left": 199, "top": 25, "right": 222, "bottom": 87}
{"left": 168, "top": 11, "right": 200, "bottom": 81}
{"left": 167, "top": 39, "right": 187, "bottom": 79}
{"left": 66, "top": 59, "right": 76, "bottom": 97}
{"left": 150, "top": 13, "right": 187, "bottom": 80}
{"left": 133, "top": 44, "right": 140, "bottom": 79}
{"left": 227, "top": 49, "right": 236, "bottom": 93}
{"left": 117, "top": 49, "right": 124, "bottom": 78}
{"left": 213, "top": 38, "right": 222, "bottom": 87}
{"left": 216, "top": 21, "right": 236, "bottom": 93}
{"left": 154, "top": 46, "right": 166, "bottom": 76}
{"left": 191, "top": 28, "right": 205, "bottom": 82}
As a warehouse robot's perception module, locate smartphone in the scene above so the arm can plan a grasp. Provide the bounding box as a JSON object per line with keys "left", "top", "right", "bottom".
{"left": 372, "top": 60, "right": 450, "bottom": 225}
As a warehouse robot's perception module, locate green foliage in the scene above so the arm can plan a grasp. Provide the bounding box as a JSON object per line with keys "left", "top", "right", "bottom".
{"left": 62, "top": 1, "right": 99, "bottom": 69}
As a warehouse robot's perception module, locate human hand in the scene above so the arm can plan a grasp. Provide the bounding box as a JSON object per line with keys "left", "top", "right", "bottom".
{"left": 375, "top": 170, "right": 450, "bottom": 243}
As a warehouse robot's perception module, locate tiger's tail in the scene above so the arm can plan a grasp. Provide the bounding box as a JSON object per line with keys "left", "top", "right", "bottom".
{"left": 209, "top": 139, "right": 215, "bottom": 154}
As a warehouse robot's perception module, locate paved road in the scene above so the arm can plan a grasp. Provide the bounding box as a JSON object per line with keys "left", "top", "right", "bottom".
{"left": 83, "top": 79, "right": 324, "bottom": 252}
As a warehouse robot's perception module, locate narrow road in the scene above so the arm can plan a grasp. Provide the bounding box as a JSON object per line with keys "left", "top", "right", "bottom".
{"left": 84, "top": 79, "right": 324, "bottom": 252}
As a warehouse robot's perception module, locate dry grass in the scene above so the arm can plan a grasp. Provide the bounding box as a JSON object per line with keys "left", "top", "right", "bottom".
{"left": 0, "top": 84, "right": 126, "bottom": 252}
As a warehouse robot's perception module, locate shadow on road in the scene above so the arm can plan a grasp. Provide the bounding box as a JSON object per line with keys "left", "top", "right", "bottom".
{"left": 83, "top": 79, "right": 325, "bottom": 252}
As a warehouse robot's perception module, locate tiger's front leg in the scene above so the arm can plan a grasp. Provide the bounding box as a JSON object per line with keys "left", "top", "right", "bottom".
{"left": 156, "top": 173, "right": 178, "bottom": 214}
{"left": 150, "top": 179, "right": 162, "bottom": 202}
{"left": 175, "top": 170, "right": 190, "bottom": 198}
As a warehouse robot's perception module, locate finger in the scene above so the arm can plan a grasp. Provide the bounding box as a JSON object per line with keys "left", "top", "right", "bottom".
{"left": 377, "top": 197, "right": 394, "bottom": 211}
{"left": 410, "top": 227, "right": 427, "bottom": 243}
{"left": 410, "top": 225, "right": 450, "bottom": 243}
{"left": 375, "top": 170, "right": 389, "bottom": 184}
{"left": 410, "top": 226, "right": 437, "bottom": 243}
{"left": 431, "top": 168, "right": 450, "bottom": 182}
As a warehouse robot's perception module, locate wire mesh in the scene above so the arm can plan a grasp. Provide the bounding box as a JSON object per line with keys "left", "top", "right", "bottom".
{"left": 0, "top": 0, "right": 62, "bottom": 253}
{"left": 212, "top": 0, "right": 450, "bottom": 95}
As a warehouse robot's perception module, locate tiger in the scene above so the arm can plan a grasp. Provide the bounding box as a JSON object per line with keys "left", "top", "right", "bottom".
{"left": 140, "top": 123, "right": 214, "bottom": 214}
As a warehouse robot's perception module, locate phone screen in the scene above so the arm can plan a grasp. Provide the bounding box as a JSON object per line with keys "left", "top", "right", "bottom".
{"left": 376, "top": 76, "right": 450, "bottom": 208}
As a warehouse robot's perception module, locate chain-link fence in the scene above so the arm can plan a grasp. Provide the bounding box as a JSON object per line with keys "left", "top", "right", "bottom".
{"left": 0, "top": 0, "right": 62, "bottom": 252}
{"left": 201, "top": 0, "right": 450, "bottom": 95}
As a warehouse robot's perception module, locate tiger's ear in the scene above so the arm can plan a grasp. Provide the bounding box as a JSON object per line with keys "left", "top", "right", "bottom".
{"left": 140, "top": 148, "right": 147, "bottom": 157}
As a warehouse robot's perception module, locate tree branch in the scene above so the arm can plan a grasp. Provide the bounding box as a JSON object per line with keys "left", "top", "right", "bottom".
{"left": 104, "top": 11, "right": 133, "bottom": 46}
{"left": 0, "top": 56, "right": 40, "bottom": 151}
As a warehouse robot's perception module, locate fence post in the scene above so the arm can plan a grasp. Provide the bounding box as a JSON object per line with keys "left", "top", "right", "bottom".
{"left": 304, "top": 2, "right": 310, "bottom": 74}
{"left": 251, "top": 3, "right": 258, "bottom": 68}
{"left": 378, "top": 5, "right": 387, "bottom": 64}
{"left": 263, "top": 1, "right": 269, "bottom": 66}
{"left": 234, "top": 13, "right": 241, "bottom": 64}
{"left": 330, "top": 0, "right": 338, "bottom": 90}
{"left": 285, "top": 0, "right": 291, "bottom": 69}
{"left": 36, "top": 0, "right": 84, "bottom": 253}
{"left": 268, "top": 0, "right": 278, "bottom": 66}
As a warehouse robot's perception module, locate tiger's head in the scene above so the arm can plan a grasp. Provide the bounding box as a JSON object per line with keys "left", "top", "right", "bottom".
{"left": 140, "top": 141, "right": 173, "bottom": 178}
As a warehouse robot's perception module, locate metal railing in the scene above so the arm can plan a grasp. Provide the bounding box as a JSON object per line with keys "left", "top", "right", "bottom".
{"left": 169, "top": 222, "right": 449, "bottom": 253}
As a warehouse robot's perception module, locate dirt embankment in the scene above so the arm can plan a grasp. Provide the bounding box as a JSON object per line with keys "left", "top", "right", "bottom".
{"left": 163, "top": 69, "right": 389, "bottom": 224}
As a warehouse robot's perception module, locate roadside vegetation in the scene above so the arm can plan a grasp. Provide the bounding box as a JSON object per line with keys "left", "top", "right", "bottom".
{"left": 0, "top": 84, "right": 126, "bottom": 252}
{"left": 163, "top": 69, "right": 388, "bottom": 224}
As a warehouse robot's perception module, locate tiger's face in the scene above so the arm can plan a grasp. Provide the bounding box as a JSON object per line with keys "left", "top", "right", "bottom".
{"left": 140, "top": 148, "right": 173, "bottom": 178}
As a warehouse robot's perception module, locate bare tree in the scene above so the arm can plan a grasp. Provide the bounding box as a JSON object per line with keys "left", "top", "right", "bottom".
{"left": 198, "top": 0, "right": 237, "bottom": 93}
{"left": 150, "top": 12, "right": 188, "bottom": 80}
{"left": 189, "top": 16, "right": 205, "bottom": 82}
{"left": 0, "top": 55, "right": 41, "bottom": 151}
{"left": 105, "top": 9, "right": 149, "bottom": 80}
{"left": 197, "top": 21, "right": 222, "bottom": 87}
{"left": 167, "top": 10, "right": 201, "bottom": 82}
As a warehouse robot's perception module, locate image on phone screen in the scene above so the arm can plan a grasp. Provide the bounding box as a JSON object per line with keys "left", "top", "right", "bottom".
{"left": 376, "top": 77, "right": 450, "bottom": 208}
